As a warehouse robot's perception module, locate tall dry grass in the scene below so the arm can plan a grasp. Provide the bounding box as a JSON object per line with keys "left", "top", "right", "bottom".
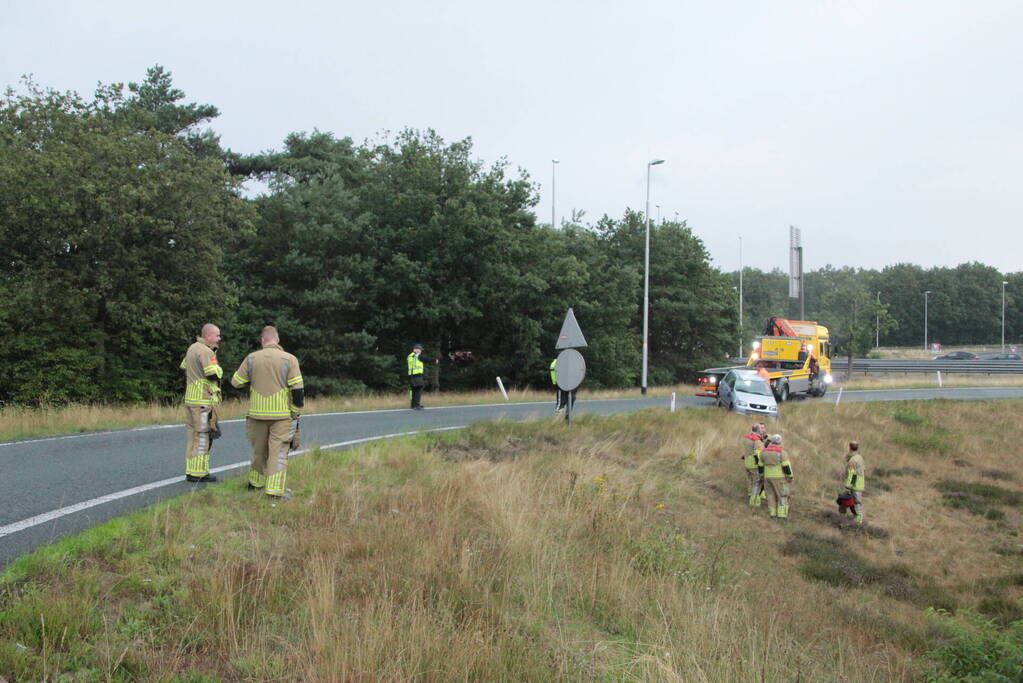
{"left": 1, "top": 400, "right": 1021, "bottom": 680}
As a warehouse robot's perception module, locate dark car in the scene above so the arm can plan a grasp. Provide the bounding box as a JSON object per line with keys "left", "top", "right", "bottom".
{"left": 976, "top": 352, "right": 1022, "bottom": 360}
{"left": 933, "top": 351, "right": 979, "bottom": 360}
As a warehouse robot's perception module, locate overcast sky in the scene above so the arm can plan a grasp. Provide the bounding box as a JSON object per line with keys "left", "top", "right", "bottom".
{"left": 3, "top": 0, "right": 1021, "bottom": 274}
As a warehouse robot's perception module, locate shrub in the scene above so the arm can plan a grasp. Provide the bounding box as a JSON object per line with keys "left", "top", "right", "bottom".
{"left": 924, "top": 609, "right": 1023, "bottom": 681}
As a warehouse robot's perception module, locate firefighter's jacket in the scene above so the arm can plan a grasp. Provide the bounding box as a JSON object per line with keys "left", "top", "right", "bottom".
{"left": 743, "top": 432, "right": 762, "bottom": 470}
{"left": 180, "top": 339, "right": 222, "bottom": 406}
{"left": 231, "top": 344, "right": 304, "bottom": 420}
{"left": 845, "top": 452, "right": 865, "bottom": 491}
{"left": 761, "top": 445, "right": 792, "bottom": 480}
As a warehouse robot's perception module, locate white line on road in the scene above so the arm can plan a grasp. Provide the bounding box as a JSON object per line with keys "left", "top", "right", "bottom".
{"left": 0, "top": 425, "right": 467, "bottom": 539}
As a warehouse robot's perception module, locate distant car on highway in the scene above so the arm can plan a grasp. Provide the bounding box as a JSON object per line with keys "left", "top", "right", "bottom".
{"left": 976, "top": 352, "right": 1022, "bottom": 360}
{"left": 932, "top": 351, "right": 979, "bottom": 360}
{"left": 716, "top": 369, "right": 778, "bottom": 417}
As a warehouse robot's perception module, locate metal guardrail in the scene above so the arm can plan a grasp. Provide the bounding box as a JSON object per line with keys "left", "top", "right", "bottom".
{"left": 838, "top": 359, "right": 1023, "bottom": 375}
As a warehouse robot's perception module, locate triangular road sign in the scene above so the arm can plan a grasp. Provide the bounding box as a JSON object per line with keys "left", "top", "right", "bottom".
{"left": 555, "top": 308, "right": 588, "bottom": 349}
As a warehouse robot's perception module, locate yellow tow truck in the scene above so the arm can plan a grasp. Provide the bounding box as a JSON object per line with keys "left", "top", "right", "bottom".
{"left": 746, "top": 317, "right": 833, "bottom": 401}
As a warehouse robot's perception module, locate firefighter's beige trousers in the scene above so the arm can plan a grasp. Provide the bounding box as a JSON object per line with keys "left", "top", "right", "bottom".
{"left": 184, "top": 405, "right": 212, "bottom": 477}
{"left": 746, "top": 468, "right": 763, "bottom": 506}
{"left": 245, "top": 417, "right": 296, "bottom": 496}
{"left": 764, "top": 477, "right": 790, "bottom": 518}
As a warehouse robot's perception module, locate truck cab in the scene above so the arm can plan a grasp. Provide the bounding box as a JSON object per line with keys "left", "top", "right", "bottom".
{"left": 746, "top": 318, "right": 832, "bottom": 401}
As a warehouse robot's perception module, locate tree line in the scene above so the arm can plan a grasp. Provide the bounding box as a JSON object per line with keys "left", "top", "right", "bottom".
{"left": 734, "top": 263, "right": 1021, "bottom": 357}
{"left": 1, "top": 67, "right": 1017, "bottom": 405}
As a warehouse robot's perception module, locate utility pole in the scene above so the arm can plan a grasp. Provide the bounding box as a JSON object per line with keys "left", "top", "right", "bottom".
{"left": 551, "top": 159, "right": 559, "bottom": 228}
{"left": 738, "top": 235, "right": 743, "bottom": 357}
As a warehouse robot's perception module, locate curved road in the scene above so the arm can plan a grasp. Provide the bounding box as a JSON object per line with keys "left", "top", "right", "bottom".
{"left": 1, "top": 386, "right": 1020, "bottom": 567}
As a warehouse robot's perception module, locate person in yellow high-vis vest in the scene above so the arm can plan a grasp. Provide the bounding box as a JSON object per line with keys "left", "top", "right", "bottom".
{"left": 407, "top": 343, "right": 438, "bottom": 410}
{"left": 741, "top": 424, "right": 765, "bottom": 506}
{"left": 179, "top": 323, "right": 222, "bottom": 483}
{"left": 760, "top": 434, "right": 793, "bottom": 519}
{"left": 231, "top": 326, "right": 304, "bottom": 498}
{"left": 844, "top": 441, "right": 865, "bottom": 524}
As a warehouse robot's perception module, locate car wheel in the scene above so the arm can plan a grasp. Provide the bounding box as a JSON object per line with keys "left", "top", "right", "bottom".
{"left": 778, "top": 383, "right": 789, "bottom": 402}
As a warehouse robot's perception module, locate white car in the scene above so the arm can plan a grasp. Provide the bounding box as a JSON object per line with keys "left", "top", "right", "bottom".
{"left": 716, "top": 369, "right": 778, "bottom": 417}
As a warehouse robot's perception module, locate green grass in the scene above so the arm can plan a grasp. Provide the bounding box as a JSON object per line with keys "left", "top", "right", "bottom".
{"left": 935, "top": 480, "right": 1023, "bottom": 520}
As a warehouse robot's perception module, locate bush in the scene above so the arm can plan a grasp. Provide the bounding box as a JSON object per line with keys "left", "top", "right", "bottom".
{"left": 924, "top": 609, "right": 1023, "bottom": 681}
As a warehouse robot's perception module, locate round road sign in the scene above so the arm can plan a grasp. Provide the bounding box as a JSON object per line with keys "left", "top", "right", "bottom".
{"left": 555, "top": 348, "right": 586, "bottom": 391}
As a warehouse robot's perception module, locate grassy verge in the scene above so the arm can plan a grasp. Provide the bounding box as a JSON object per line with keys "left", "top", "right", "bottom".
{"left": 2, "top": 400, "right": 1021, "bottom": 680}
{"left": 838, "top": 374, "right": 1023, "bottom": 391}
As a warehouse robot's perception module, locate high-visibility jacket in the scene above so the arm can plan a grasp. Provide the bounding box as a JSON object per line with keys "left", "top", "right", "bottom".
{"left": 180, "top": 339, "right": 222, "bottom": 406}
{"left": 743, "top": 433, "right": 762, "bottom": 469}
{"left": 761, "top": 445, "right": 792, "bottom": 479}
{"left": 845, "top": 452, "right": 865, "bottom": 491}
{"left": 550, "top": 358, "right": 557, "bottom": 385}
{"left": 231, "top": 343, "right": 304, "bottom": 420}
{"left": 407, "top": 352, "right": 424, "bottom": 377}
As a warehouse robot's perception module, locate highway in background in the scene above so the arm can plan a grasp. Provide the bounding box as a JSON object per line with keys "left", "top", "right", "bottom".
{"left": 2, "top": 386, "right": 1021, "bottom": 567}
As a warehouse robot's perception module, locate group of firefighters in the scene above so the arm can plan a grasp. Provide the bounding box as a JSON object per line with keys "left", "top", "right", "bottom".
{"left": 741, "top": 423, "right": 865, "bottom": 523}
{"left": 181, "top": 323, "right": 304, "bottom": 499}
{"left": 182, "top": 326, "right": 444, "bottom": 499}
{"left": 182, "top": 324, "right": 868, "bottom": 516}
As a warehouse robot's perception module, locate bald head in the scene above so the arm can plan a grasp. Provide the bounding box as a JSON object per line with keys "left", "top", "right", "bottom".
{"left": 200, "top": 323, "right": 221, "bottom": 346}
{"left": 261, "top": 326, "right": 279, "bottom": 346}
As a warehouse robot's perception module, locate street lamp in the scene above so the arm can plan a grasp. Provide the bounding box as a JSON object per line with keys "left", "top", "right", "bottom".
{"left": 642, "top": 158, "right": 665, "bottom": 395}
{"left": 551, "top": 159, "right": 559, "bottom": 228}
{"left": 875, "top": 292, "right": 881, "bottom": 348}
{"left": 656, "top": 204, "right": 661, "bottom": 225}
{"left": 738, "top": 235, "right": 744, "bottom": 358}
{"left": 1002, "top": 280, "right": 1009, "bottom": 351}
{"left": 924, "top": 291, "right": 932, "bottom": 351}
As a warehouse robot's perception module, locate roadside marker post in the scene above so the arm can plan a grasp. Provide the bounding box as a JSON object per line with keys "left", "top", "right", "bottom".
{"left": 496, "top": 377, "right": 509, "bottom": 401}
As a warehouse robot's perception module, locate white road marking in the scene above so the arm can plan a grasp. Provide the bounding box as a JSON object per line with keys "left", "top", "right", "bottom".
{"left": 0, "top": 425, "right": 466, "bottom": 539}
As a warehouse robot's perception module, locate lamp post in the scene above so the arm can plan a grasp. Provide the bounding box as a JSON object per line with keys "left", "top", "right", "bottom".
{"left": 738, "top": 235, "right": 743, "bottom": 358}
{"left": 1002, "top": 280, "right": 1009, "bottom": 351}
{"left": 924, "top": 291, "right": 932, "bottom": 351}
{"left": 656, "top": 204, "right": 661, "bottom": 225}
{"left": 551, "top": 159, "right": 559, "bottom": 228}
{"left": 642, "top": 158, "right": 665, "bottom": 395}
{"left": 875, "top": 291, "right": 880, "bottom": 348}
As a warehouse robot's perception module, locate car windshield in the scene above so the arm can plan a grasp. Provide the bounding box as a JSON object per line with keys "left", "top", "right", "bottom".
{"left": 735, "top": 377, "right": 772, "bottom": 396}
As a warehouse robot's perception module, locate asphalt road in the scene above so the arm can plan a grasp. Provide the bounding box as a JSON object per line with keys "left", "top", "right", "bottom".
{"left": 1, "top": 386, "right": 1020, "bottom": 568}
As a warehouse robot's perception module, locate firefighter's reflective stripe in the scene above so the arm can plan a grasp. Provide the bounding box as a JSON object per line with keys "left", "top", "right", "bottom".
{"left": 550, "top": 359, "right": 557, "bottom": 385}
{"left": 287, "top": 374, "right": 303, "bottom": 387}
{"left": 231, "top": 371, "right": 248, "bottom": 386}
{"left": 184, "top": 378, "right": 220, "bottom": 406}
{"left": 248, "top": 469, "right": 266, "bottom": 488}
{"left": 407, "top": 353, "right": 424, "bottom": 376}
{"left": 203, "top": 363, "right": 223, "bottom": 379}
{"left": 248, "top": 388, "right": 292, "bottom": 419}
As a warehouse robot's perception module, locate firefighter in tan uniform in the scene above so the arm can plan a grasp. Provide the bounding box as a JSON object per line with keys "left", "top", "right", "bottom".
{"left": 760, "top": 434, "right": 793, "bottom": 519}
{"left": 179, "top": 323, "right": 222, "bottom": 483}
{"left": 844, "top": 441, "right": 865, "bottom": 524}
{"left": 742, "top": 424, "right": 765, "bottom": 506}
{"left": 231, "top": 326, "right": 304, "bottom": 498}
